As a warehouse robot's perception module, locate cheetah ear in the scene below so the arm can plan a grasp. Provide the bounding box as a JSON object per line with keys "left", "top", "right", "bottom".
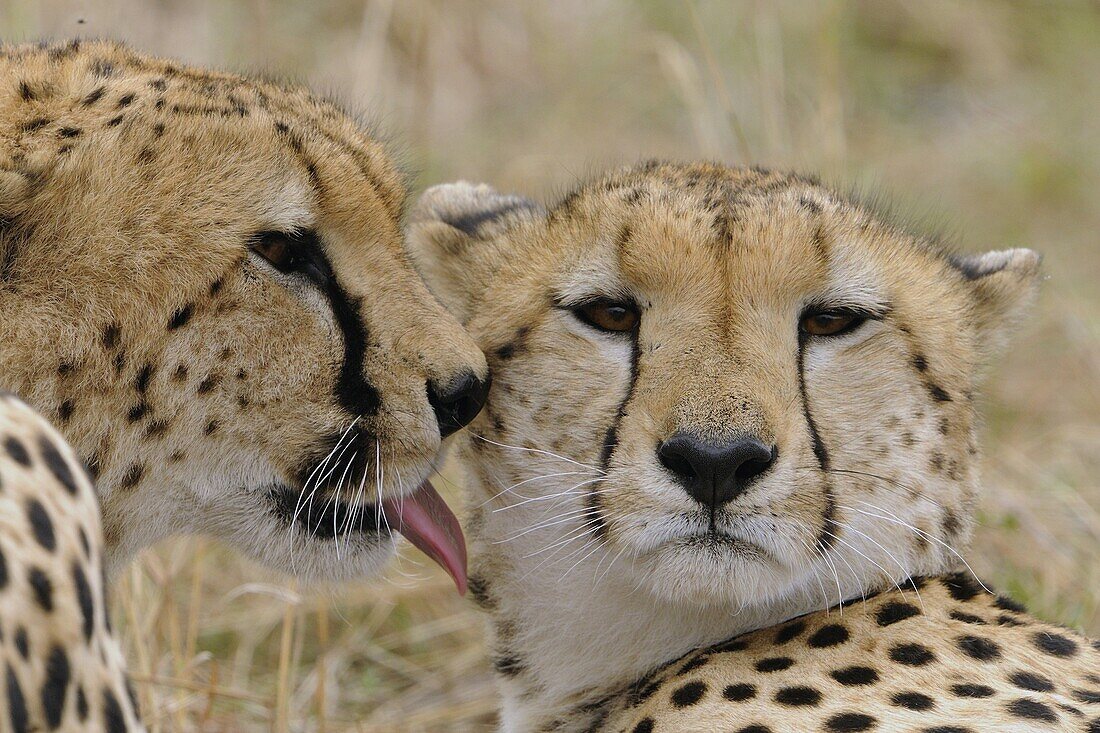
{"left": 951, "top": 248, "right": 1042, "bottom": 356}
{"left": 406, "top": 181, "right": 543, "bottom": 321}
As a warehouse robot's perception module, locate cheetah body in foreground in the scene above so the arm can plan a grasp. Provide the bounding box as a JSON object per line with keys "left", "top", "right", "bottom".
{"left": 407, "top": 164, "right": 1100, "bottom": 732}
{"left": 0, "top": 393, "right": 144, "bottom": 732}
{"left": 0, "top": 39, "right": 486, "bottom": 584}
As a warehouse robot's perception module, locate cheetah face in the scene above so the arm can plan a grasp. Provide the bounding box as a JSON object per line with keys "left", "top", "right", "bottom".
{"left": 0, "top": 42, "right": 487, "bottom": 586}
{"left": 409, "top": 164, "right": 1038, "bottom": 609}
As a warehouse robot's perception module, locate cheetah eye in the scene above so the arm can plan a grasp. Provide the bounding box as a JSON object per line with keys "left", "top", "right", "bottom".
{"left": 800, "top": 309, "right": 868, "bottom": 338}
{"left": 572, "top": 299, "right": 640, "bottom": 334}
{"left": 249, "top": 230, "right": 330, "bottom": 281}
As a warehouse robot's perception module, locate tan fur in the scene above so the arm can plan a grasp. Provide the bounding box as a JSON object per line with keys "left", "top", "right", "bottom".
{"left": 408, "top": 163, "right": 1097, "bottom": 732}
{"left": 0, "top": 392, "right": 144, "bottom": 732}
{"left": 0, "top": 39, "right": 488, "bottom": 580}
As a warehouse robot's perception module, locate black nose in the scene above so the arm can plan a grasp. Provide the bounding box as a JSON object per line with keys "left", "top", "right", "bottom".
{"left": 428, "top": 371, "right": 491, "bottom": 438}
{"left": 657, "top": 433, "right": 777, "bottom": 508}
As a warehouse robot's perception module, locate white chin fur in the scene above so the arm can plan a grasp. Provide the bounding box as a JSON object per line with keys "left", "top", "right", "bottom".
{"left": 625, "top": 538, "right": 803, "bottom": 606}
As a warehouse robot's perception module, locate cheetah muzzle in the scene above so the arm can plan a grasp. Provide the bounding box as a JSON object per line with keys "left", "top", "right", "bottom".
{"left": 408, "top": 164, "right": 1098, "bottom": 732}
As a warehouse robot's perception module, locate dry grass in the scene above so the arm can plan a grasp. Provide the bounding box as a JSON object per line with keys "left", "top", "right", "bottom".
{"left": 3, "top": 0, "right": 1099, "bottom": 730}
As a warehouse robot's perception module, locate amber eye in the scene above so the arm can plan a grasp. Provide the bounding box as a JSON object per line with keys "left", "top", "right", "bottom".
{"left": 573, "top": 299, "right": 640, "bottom": 334}
{"left": 800, "top": 310, "right": 866, "bottom": 337}
{"left": 251, "top": 231, "right": 303, "bottom": 273}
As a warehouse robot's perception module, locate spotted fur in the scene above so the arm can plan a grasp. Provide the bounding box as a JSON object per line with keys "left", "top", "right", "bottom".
{"left": 406, "top": 163, "right": 1097, "bottom": 732}
{"left": 0, "top": 40, "right": 487, "bottom": 580}
{"left": 0, "top": 392, "right": 144, "bottom": 732}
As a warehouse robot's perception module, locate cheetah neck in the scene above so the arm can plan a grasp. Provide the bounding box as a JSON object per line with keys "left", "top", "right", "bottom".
{"left": 468, "top": 488, "right": 853, "bottom": 733}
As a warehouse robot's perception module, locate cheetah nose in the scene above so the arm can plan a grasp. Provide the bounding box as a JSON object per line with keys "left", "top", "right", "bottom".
{"left": 428, "top": 371, "right": 491, "bottom": 439}
{"left": 657, "top": 433, "right": 777, "bottom": 508}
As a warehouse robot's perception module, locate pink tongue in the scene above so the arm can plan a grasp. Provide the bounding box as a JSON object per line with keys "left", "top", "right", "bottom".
{"left": 381, "top": 480, "right": 468, "bottom": 595}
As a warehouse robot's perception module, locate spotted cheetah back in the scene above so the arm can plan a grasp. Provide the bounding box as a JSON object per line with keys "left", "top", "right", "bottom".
{"left": 0, "top": 392, "right": 143, "bottom": 732}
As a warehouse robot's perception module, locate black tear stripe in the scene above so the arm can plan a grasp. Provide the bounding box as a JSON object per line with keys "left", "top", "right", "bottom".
{"left": 799, "top": 334, "right": 839, "bottom": 553}
{"left": 588, "top": 336, "right": 642, "bottom": 540}
{"left": 797, "top": 333, "right": 830, "bottom": 470}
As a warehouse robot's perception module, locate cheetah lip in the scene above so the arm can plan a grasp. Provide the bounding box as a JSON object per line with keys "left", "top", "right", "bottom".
{"left": 381, "top": 480, "right": 468, "bottom": 596}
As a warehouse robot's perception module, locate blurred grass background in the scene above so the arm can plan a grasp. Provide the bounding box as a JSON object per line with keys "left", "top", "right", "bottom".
{"left": 3, "top": 0, "right": 1099, "bottom": 730}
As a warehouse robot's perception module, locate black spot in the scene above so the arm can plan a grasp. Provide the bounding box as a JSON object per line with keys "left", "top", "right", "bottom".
{"left": 41, "top": 645, "right": 70, "bottom": 729}
{"left": 891, "top": 691, "right": 935, "bottom": 710}
{"left": 889, "top": 643, "right": 935, "bottom": 666}
{"left": 197, "top": 376, "right": 218, "bottom": 394}
{"left": 755, "top": 657, "right": 794, "bottom": 672}
{"left": 0, "top": 546, "right": 6, "bottom": 589}
{"left": 58, "top": 361, "right": 75, "bottom": 376}
{"left": 774, "top": 686, "right": 820, "bottom": 706}
{"left": 127, "top": 402, "right": 149, "bottom": 423}
{"left": 82, "top": 86, "right": 106, "bottom": 105}
{"left": 951, "top": 683, "right": 995, "bottom": 698}
{"left": 1032, "top": 631, "right": 1078, "bottom": 658}
{"left": 135, "top": 363, "right": 154, "bottom": 394}
{"left": 493, "top": 654, "right": 524, "bottom": 676}
{"left": 106, "top": 114, "right": 124, "bottom": 127}
{"left": 994, "top": 595, "right": 1027, "bottom": 613}
{"left": 808, "top": 623, "right": 849, "bottom": 648}
{"left": 921, "top": 728, "right": 973, "bottom": 733}
{"left": 942, "top": 572, "right": 983, "bottom": 602}
{"left": 632, "top": 719, "right": 653, "bottom": 733}
{"left": 168, "top": 304, "right": 193, "bottom": 330}
{"left": 712, "top": 637, "right": 748, "bottom": 653}
{"left": 1008, "top": 671, "right": 1054, "bottom": 693}
{"left": 150, "top": 78, "right": 168, "bottom": 91}
{"left": 928, "top": 384, "right": 952, "bottom": 402}
{"left": 735, "top": 727, "right": 772, "bottom": 733}
{"left": 26, "top": 499, "right": 56, "bottom": 551}
{"left": 949, "top": 610, "right": 986, "bottom": 624}
{"left": 1073, "top": 689, "right": 1100, "bottom": 704}
{"left": 1006, "top": 698, "right": 1058, "bottom": 723}
{"left": 102, "top": 323, "right": 120, "bottom": 349}
{"left": 38, "top": 434, "right": 80, "bottom": 494}
{"left": 57, "top": 126, "right": 81, "bottom": 138}
{"left": 76, "top": 686, "right": 88, "bottom": 720}
{"left": 144, "top": 419, "right": 170, "bottom": 439}
{"left": 876, "top": 601, "right": 920, "bottom": 626}
{"left": 912, "top": 354, "right": 929, "bottom": 372}
{"left": 57, "top": 400, "right": 75, "bottom": 422}
{"left": 774, "top": 620, "right": 805, "bottom": 644}
{"left": 103, "top": 688, "right": 126, "bottom": 733}
{"left": 7, "top": 664, "right": 28, "bottom": 733}
{"left": 28, "top": 567, "right": 53, "bottom": 611}
{"left": 670, "top": 680, "right": 707, "bottom": 707}
{"left": 14, "top": 628, "right": 27, "bottom": 659}
{"left": 18, "top": 80, "right": 36, "bottom": 101}
{"left": 72, "top": 561, "right": 95, "bottom": 642}
{"left": 3, "top": 436, "right": 31, "bottom": 467}
{"left": 677, "top": 655, "right": 709, "bottom": 675}
{"left": 203, "top": 420, "right": 219, "bottom": 435}
{"left": 957, "top": 634, "right": 1002, "bottom": 661}
{"left": 997, "top": 614, "right": 1025, "bottom": 627}
{"left": 116, "top": 92, "right": 136, "bottom": 108}
{"left": 824, "top": 713, "right": 877, "bottom": 732}
{"left": 830, "top": 666, "right": 879, "bottom": 686}
{"left": 119, "top": 463, "right": 145, "bottom": 490}
{"left": 20, "top": 116, "right": 50, "bottom": 133}
{"left": 137, "top": 146, "right": 156, "bottom": 164}
{"left": 723, "top": 683, "right": 756, "bottom": 701}
{"left": 173, "top": 364, "right": 189, "bottom": 381}
{"left": 1088, "top": 719, "right": 1100, "bottom": 733}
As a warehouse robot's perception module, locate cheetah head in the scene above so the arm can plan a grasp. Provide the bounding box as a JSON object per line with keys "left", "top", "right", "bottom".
{"left": 408, "top": 163, "right": 1039, "bottom": 609}
{"left": 0, "top": 41, "right": 486, "bottom": 587}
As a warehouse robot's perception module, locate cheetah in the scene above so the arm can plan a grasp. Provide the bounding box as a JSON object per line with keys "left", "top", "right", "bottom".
{"left": 0, "top": 391, "right": 144, "bottom": 732}
{"left": 1, "top": 39, "right": 488, "bottom": 590}
{"left": 406, "top": 164, "right": 1100, "bottom": 732}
